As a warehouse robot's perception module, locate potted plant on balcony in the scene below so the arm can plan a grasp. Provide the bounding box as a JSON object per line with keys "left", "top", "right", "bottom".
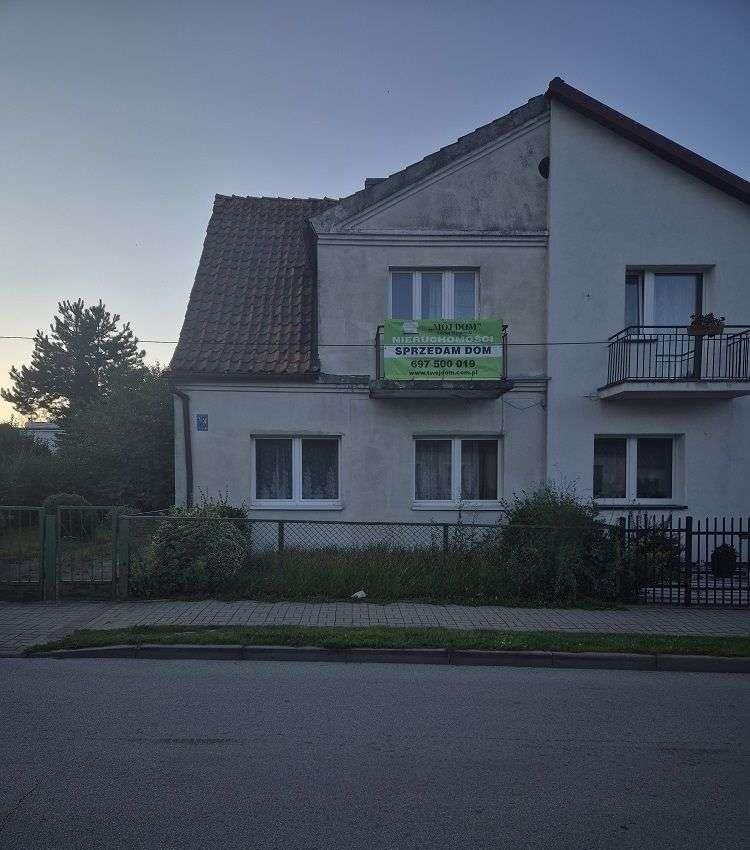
{"left": 688, "top": 313, "right": 725, "bottom": 336}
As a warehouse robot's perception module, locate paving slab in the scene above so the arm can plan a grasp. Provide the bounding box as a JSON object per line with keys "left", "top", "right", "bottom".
{"left": 1, "top": 598, "right": 748, "bottom": 653}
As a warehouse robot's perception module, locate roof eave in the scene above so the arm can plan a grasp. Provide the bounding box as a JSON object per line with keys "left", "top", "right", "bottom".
{"left": 546, "top": 77, "right": 750, "bottom": 206}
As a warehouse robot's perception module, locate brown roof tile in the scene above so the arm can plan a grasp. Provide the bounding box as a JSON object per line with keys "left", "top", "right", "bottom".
{"left": 170, "top": 195, "right": 336, "bottom": 378}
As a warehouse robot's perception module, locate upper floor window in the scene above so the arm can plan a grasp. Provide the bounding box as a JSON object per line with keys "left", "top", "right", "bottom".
{"left": 390, "top": 270, "right": 478, "bottom": 320}
{"left": 625, "top": 271, "right": 703, "bottom": 328}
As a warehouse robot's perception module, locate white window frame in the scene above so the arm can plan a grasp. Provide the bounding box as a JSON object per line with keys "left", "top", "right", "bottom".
{"left": 251, "top": 435, "right": 343, "bottom": 510}
{"left": 593, "top": 435, "right": 682, "bottom": 506}
{"left": 412, "top": 436, "right": 502, "bottom": 510}
{"left": 389, "top": 269, "right": 479, "bottom": 320}
{"left": 625, "top": 270, "right": 704, "bottom": 328}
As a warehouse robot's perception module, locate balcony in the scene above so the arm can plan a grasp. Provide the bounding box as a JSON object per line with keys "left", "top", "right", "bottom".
{"left": 600, "top": 325, "right": 750, "bottom": 400}
{"left": 370, "top": 322, "right": 514, "bottom": 399}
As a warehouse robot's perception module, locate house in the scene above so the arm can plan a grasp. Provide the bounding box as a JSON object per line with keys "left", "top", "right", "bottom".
{"left": 169, "top": 78, "right": 750, "bottom": 521}
{"left": 23, "top": 420, "right": 61, "bottom": 453}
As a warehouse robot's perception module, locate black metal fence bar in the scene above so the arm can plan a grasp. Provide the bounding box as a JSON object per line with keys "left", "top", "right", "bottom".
{"left": 626, "top": 513, "right": 750, "bottom": 607}
{"left": 606, "top": 325, "right": 750, "bottom": 385}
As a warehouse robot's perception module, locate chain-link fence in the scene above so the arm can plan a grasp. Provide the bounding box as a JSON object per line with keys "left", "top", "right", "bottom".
{"left": 2, "top": 506, "right": 748, "bottom": 606}
{"left": 121, "top": 515, "right": 628, "bottom": 605}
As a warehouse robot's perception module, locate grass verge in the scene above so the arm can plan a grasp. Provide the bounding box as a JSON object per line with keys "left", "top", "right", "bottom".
{"left": 29, "top": 625, "right": 750, "bottom": 657}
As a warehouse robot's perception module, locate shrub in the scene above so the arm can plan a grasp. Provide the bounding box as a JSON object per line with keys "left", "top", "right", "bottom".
{"left": 710, "top": 544, "right": 738, "bottom": 578}
{"left": 626, "top": 522, "right": 683, "bottom": 585}
{"left": 0, "top": 422, "right": 60, "bottom": 505}
{"left": 486, "top": 483, "right": 621, "bottom": 605}
{"left": 129, "top": 508, "right": 246, "bottom": 597}
{"left": 42, "top": 492, "right": 92, "bottom": 538}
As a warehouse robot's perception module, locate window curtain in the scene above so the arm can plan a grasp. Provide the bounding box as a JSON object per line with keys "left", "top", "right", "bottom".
{"left": 460, "top": 440, "right": 497, "bottom": 500}
{"left": 420, "top": 273, "right": 443, "bottom": 319}
{"left": 255, "top": 439, "right": 292, "bottom": 499}
{"left": 593, "top": 438, "right": 626, "bottom": 499}
{"left": 391, "top": 272, "right": 413, "bottom": 319}
{"left": 636, "top": 438, "right": 672, "bottom": 499}
{"left": 302, "top": 439, "right": 339, "bottom": 500}
{"left": 653, "top": 274, "right": 699, "bottom": 326}
{"left": 415, "top": 440, "right": 451, "bottom": 500}
{"left": 453, "top": 272, "right": 476, "bottom": 319}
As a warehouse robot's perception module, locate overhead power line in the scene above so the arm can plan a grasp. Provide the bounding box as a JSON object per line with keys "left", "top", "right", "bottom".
{"left": 0, "top": 335, "right": 612, "bottom": 347}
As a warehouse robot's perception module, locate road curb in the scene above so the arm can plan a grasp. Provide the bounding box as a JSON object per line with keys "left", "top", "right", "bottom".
{"left": 22, "top": 643, "right": 750, "bottom": 672}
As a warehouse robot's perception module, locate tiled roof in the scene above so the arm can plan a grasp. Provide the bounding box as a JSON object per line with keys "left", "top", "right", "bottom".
{"left": 170, "top": 195, "right": 337, "bottom": 378}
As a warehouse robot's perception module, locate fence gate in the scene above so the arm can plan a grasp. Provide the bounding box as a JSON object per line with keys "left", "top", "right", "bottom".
{"left": 0, "top": 507, "right": 47, "bottom": 600}
{"left": 0, "top": 506, "right": 120, "bottom": 601}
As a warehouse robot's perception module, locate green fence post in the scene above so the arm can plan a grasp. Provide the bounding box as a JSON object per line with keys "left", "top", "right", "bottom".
{"left": 37, "top": 508, "right": 45, "bottom": 596}
{"left": 42, "top": 514, "right": 57, "bottom": 600}
{"left": 116, "top": 516, "right": 130, "bottom": 600}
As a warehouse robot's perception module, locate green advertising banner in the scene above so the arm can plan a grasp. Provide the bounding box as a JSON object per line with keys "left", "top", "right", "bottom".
{"left": 383, "top": 318, "right": 503, "bottom": 381}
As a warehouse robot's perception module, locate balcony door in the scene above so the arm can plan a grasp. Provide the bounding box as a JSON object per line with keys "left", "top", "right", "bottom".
{"left": 625, "top": 272, "right": 703, "bottom": 379}
{"left": 652, "top": 274, "right": 702, "bottom": 327}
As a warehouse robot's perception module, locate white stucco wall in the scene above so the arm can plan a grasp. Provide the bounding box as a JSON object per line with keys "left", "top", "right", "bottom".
{"left": 317, "top": 240, "right": 548, "bottom": 378}
{"left": 546, "top": 101, "right": 750, "bottom": 516}
{"left": 173, "top": 382, "right": 546, "bottom": 522}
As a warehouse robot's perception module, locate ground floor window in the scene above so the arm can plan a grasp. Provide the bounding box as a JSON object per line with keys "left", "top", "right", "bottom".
{"left": 252, "top": 436, "right": 340, "bottom": 507}
{"left": 593, "top": 435, "right": 677, "bottom": 503}
{"left": 414, "top": 437, "right": 500, "bottom": 506}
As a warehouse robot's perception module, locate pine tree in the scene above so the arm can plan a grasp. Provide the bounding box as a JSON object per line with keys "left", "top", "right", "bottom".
{"left": 1, "top": 299, "right": 146, "bottom": 419}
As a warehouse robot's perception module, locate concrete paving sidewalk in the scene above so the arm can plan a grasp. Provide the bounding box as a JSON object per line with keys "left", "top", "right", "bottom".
{"left": 1, "top": 599, "right": 748, "bottom": 653}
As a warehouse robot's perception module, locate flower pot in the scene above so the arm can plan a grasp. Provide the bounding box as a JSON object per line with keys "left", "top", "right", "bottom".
{"left": 688, "top": 315, "right": 725, "bottom": 337}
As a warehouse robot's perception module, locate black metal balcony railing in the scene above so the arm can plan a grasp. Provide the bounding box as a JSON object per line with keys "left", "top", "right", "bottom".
{"left": 606, "top": 325, "right": 750, "bottom": 386}
{"left": 374, "top": 325, "right": 509, "bottom": 382}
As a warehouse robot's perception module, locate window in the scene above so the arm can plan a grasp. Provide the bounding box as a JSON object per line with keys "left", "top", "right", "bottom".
{"left": 594, "top": 436, "right": 678, "bottom": 503}
{"left": 624, "top": 273, "right": 642, "bottom": 327}
{"left": 624, "top": 271, "right": 702, "bottom": 327}
{"left": 390, "top": 270, "right": 477, "bottom": 320}
{"left": 252, "top": 437, "right": 340, "bottom": 507}
{"left": 414, "top": 437, "right": 500, "bottom": 506}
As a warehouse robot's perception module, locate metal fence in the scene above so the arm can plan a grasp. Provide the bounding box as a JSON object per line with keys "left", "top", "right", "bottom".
{"left": 1, "top": 506, "right": 748, "bottom": 606}
{"left": 0, "top": 507, "right": 45, "bottom": 599}
{"left": 606, "top": 325, "right": 750, "bottom": 385}
{"left": 0, "top": 506, "right": 120, "bottom": 600}
{"left": 624, "top": 514, "right": 750, "bottom": 607}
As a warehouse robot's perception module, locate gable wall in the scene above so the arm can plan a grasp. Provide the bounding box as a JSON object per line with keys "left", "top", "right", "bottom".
{"left": 347, "top": 120, "right": 548, "bottom": 233}
{"left": 546, "top": 100, "right": 750, "bottom": 515}
{"left": 316, "top": 118, "right": 550, "bottom": 379}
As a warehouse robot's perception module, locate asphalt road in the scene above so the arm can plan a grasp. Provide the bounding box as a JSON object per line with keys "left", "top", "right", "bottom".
{"left": 0, "top": 660, "right": 748, "bottom": 850}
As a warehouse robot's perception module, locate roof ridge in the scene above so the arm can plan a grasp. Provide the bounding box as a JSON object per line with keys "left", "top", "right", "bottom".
{"left": 214, "top": 193, "right": 339, "bottom": 203}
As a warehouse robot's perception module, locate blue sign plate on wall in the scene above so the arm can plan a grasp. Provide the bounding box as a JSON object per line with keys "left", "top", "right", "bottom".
{"left": 196, "top": 414, "right": 208, "bottom": 431}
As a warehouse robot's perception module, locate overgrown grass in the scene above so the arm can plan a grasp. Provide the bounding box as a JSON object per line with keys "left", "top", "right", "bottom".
{"left": 30, "top": 625, "right": 750, "bottom": 657}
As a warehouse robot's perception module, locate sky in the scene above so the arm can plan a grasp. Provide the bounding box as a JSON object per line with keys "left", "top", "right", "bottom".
{"left": 1, "top": 0, "right": 748, "bottom": 421}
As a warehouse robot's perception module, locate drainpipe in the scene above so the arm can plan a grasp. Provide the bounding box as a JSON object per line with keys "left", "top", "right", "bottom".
{"left": 172, "top": 389, "right": 193, "bottom": 507}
